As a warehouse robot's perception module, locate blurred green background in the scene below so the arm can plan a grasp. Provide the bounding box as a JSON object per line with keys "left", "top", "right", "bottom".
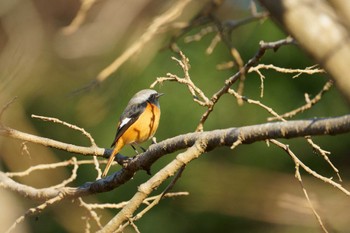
{"left": 0, "top": 0, "right": 349, "bottom": 232}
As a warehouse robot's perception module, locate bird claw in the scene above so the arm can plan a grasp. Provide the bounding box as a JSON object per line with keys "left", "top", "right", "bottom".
{"left": 131, "top": 145, "right": 147, "bottom": 154}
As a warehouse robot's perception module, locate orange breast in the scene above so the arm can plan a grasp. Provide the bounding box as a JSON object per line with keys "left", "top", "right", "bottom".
{"left": 120, "top": 102, "right": 160, "bottom": 145}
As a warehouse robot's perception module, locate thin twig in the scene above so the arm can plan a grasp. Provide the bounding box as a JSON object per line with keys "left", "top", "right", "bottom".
{"left": 248, "top": 63, "right": 324, "bottom": 99}
{"left": 93, "top": 156, "right": 102, "bottom": 180}
{"left": 78, "top": 197, "right": 103, "bottom": 229}
{"left": 129, "top": 220, "right": 141, "bottom": 233}
{"left": 94, "top": 0, "right": 192, "bottom": 84}
{"left": 228, "top": 88, "right": 286, "bottom": 122}
{"left": 61, "top": 0, "right": 98, "bottom": 35}
{"left": 248, "top": 64, "right": 325, "bottom": 76}
{"left": 268, "top": 80, "right": 333, "bottom": 121}
{"left": 305, "top": 136, "right": 342, "bottom": 182}
{"left": 294, "top": 163, "right": 329, "bottom": 233}
{"left": 6, "top": 193, "right": 65, "bottom": 233}
{"left": 0, "top": 96, "right": 17, "bottom": 124}
{"left": 32, "top": 114, "right": 97, "bottom": 147}
{"left": 85, "top": 192, "right": 189, "bottom": 210}
{"left": 50, "top": 157, "right": 79, "bottom": 189}
{"left": 270, "top": 139, "right": 330, "bottom": 232}
{"left": 196, "top": 36, "right": 296, "bottom": 131}
{"left": 6, "top": 158, "right": 104, "bottom": 177}
{"left": 151, "top": 51, "right": 210, "bottom": 106}
{"left": 270, "top": 139, "right": 350, "bottom": 196}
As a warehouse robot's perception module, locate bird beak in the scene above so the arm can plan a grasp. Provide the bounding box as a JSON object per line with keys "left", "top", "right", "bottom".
{"left": 157, "top": 93, "right": 164, "bottom": 98}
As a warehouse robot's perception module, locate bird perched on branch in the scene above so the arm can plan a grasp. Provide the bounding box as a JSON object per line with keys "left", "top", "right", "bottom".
{"left": 102, "top": 89, "right": 163, "bottom": 177}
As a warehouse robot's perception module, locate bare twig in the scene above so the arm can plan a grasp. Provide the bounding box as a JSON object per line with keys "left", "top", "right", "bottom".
{"left": 228, "top": 88, "right": 286, "bottom": 122}
{"left": 94, "top": 0, "right": 192, "bottom": 84}
{"left": 61, "top": 0, "right": 99, "bottom": 35}
{"left": 268, "top": 80, "right": 334, "bottom": 121}
{"left": 6, "top": 159, "right": 106, "bottom": 178}
{"left": 32, "top": 114, "right": 102, "bottom": 179}
{"left": 32, "top": 114, "right": 97, "bottom": 147}
{"left": 85, "top": 192, "right": 189, "bottom": 210}
{"left": 270, "top": 139, "right": 350, "bottom": 196}
{"left": 230, "top": 137, "right": 242, "bottom": 149}
{"left": 20, "top": 141, "right": 31, "bottom": 158}
{"left": 305, "top": 136, "right": 342, "bottom": 182}
{"left": 248, "top": 64, "right": 325, "bottom": 76}
{"left": 0, "top": 96, "right": 17, "bottom": 124}
{"left": 196, "top": 36, "right": 296, "bottom": 131}
{"left": 93, "top": 156, "right": 102, "bottom": 180}
{"left": 248, "top": 64, "right": 325, "bottom": 98}
{"left": 295, "top": 163, "right": 329, "bottom": 233}
{"left": 270, "top": 139, "right": 330, "bottom": 232}
{"left": 206, "top": 33, "right": 221, "bottom": 54}
{"left": 50, "top": 157, "right": 79, "bottom": 189}
{"left": 129, "top": 220, "right": 141, "bottom": 233}
{"left": 184, "top": 25, "right": 216, "bottom": 43}
{"left": 78, "top": 198, "right": 103, "bottom": 229}
{"left": 6, "top": 193, "right": 65, "bottom": 233}
{"left": 151, "top": 51, "right": 210, "bottom": 106}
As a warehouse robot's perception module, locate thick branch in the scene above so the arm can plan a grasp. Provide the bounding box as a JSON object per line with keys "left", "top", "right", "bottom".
{"left": 1, "top": 114, "right": 349, "bottom": 200}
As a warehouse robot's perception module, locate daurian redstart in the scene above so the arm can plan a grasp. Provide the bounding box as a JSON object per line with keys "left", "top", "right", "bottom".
{"left": 102, "top": 89, "right": 163, "bottom": 177}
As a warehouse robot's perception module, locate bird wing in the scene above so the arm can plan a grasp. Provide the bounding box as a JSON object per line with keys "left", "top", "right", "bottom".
{"left": 110, "top": 102, "right": 147, "bottom": 147}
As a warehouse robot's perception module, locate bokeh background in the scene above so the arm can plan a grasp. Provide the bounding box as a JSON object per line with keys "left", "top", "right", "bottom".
{"left": 0, "top": 0, "right": 350, "bottom": 232}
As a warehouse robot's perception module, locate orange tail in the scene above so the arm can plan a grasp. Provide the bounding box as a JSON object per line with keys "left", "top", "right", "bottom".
{"left": 102, "top": 140, "right": 124, "bottom": 177}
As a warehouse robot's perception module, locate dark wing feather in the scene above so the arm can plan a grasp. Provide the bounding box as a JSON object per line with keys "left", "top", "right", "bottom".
{"left": 110, "top": 102, "right": 147, "bottom": 147}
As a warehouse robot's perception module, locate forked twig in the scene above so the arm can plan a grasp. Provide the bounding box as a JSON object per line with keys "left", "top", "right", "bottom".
{"left": 268, "top": 80, "right": 333, "bottom": 121}
{"left": 270, "top": 139, "right": 330, "bottom": 233}
{"left": 151, "top": 51, "right": 210, "bottom": 106}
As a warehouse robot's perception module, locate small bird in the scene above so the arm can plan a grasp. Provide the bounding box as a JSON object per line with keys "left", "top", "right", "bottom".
{"left": 102, "top": 89, "right": 163, "bottom": 177}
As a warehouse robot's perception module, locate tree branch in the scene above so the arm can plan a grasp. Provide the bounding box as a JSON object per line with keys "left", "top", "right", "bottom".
{"left": 99, "top": 140, "right": 207, "bottom": 233}
{"left": 0, "top": 126, "right": 104, "bottom": 157}
{"left": 1, "top": 114, "right": 350, "bottom": 201}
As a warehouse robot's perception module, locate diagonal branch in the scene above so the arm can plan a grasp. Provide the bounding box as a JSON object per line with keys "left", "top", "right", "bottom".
{"left": 99, "top": 139, "right": 207, "bottom": 233}
{"left": 95, "top": 0, "right": 192, "bottom": 84}
{"left": 196, "top": 36, "right": 296, "bottom": 131}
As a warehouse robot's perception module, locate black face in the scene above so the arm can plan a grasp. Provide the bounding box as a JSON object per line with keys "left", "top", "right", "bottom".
{"left": 147, "top": 93, "right": 163, "bottom": 106}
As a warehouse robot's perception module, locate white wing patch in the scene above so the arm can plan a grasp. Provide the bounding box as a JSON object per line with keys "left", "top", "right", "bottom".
{"left": 119, "top": 117, "right": 132, "bottom": 129}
